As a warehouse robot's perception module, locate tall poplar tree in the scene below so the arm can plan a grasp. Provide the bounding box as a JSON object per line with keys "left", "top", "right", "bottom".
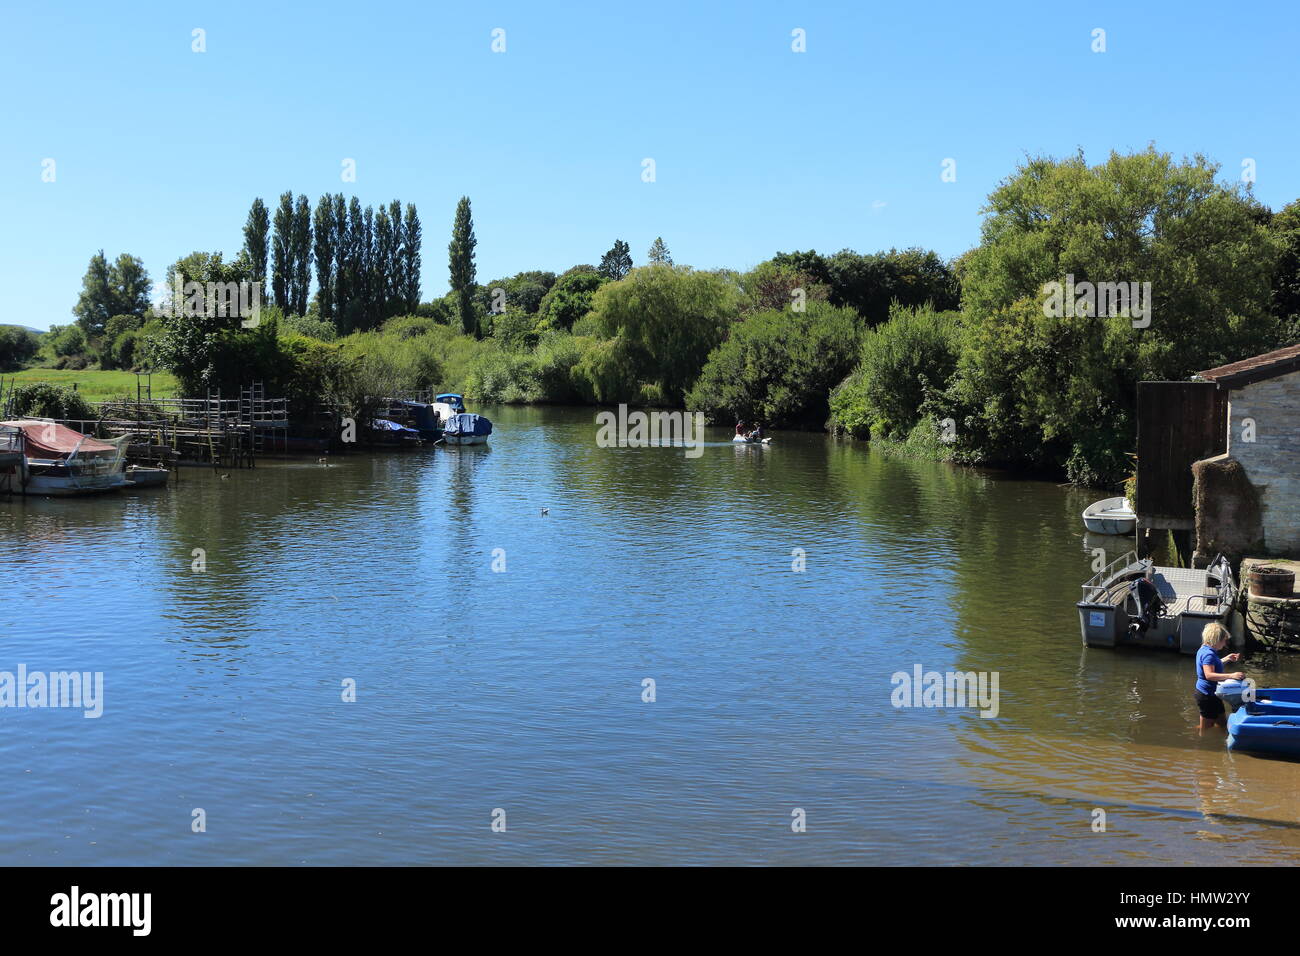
{"left": 360, "top": 205, "right": 375, "bottom": 327}
{"left": 449, "top": 196, "right": 478, "bottom": 337}
{"left": 374, "top": 204, "right": 394, "bottom": 321}
{"left": 313, "top": 196, "right": 337, "bottom": 321}
{"left": 387, "top": 199, "right": 404, "bottom": 317}
{"left": 271, "top": 191, "right": 294, "bottom": 311}
{"left": 291, "top": 194, "right": 313, "bottom": 316}
{"left": 402, "top": 204, "right": 422, "bottom": 313}
{"left": 242, "top": 198, "right": 270, "bottom": 286}
{"left": 333, "top": 195, "right": 351, "bottom": 331}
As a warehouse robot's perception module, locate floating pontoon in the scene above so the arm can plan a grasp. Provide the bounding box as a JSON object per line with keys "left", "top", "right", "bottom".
{"left": 1077, "top": 551, "right": 1237, "bottom": 654}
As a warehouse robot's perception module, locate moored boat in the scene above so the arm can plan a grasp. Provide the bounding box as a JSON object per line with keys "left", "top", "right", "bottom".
{"left": 1076, "top": 551, "right": 1237, "bottom": 654}
{"left": 442, "top": 412, "right": 492, "bottom": 446}
{"left": 366, "top": 418, "right": 424, "bottom": 447}
{"left": 1227, "top": 689, "right": 1300, "bottom": 758}
{"left": 1082, "top": 496, "right": 1136, "bottom": 535}
{"left": 431, "top": 394, "right": 492, "bottom": 445}
{"left": 0, "top": 419, "right": 128, "bottom": 496}
{"left": 125, "top": 465, "right": 170, "bottom": 488}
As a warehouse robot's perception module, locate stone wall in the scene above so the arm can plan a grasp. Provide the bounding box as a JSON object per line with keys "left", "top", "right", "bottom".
{"left": 1226, "top": 370, "right": 1300, "bottom": 555}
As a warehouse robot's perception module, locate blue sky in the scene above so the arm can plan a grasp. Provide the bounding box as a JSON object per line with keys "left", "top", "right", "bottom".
{"left": 2, "top": 0, "right": 1297, "bottom": 330}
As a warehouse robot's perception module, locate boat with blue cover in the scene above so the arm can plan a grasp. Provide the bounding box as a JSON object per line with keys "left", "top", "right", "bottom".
{"left": 1225, "top": 686, "right": 1300, "bottom": 758}
{"left": 367, "top": 418, "right": 424, "bottom": 447}
{"left": 442, "top": 412, "right": 492, "bottom": 446}
{"left": 431, "top": 394, "right": 492, "bottom": 446}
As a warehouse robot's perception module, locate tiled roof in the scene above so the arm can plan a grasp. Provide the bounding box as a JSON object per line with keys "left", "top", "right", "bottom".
{"left": 1198, "top": 343, "right": 1300, "bottom": 388}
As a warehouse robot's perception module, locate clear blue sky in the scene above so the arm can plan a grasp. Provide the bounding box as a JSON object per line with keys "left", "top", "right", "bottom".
{"left": 2, "top": 0, "right": 1297, "bottom": 330}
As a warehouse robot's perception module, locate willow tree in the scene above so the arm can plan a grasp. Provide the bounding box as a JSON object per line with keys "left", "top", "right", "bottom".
{"left": 588, "top": 265, "right": 740, "bottom": 401}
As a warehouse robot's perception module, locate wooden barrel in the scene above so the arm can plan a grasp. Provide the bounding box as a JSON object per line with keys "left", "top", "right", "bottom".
{"left": 1249, "top": 565, "right": 1296, "bottom": 598}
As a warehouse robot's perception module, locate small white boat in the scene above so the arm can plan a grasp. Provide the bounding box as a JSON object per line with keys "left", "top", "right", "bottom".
{"left": 732, "top": 435, "right": 771, "bottom": 444}
{"left": 1082, "top": 496, "right": 1136, "bottom": 535}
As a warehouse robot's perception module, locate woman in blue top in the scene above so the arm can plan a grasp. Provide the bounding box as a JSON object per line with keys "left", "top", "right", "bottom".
{"left": 1194, "top": 622, "right": 1243, "bottom": 732}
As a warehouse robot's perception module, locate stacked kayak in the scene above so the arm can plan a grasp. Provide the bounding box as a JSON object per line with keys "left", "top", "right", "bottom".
{"left": 1226, "top": 687, "right": 1300, "bottom": 758}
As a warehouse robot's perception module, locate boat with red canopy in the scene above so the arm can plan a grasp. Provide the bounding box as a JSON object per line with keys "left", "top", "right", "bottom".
{"left": 0, "top": 419, "right": 128, "bottom": 496}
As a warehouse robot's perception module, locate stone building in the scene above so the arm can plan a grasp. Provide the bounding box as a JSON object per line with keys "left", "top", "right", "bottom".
{"left": 1193, "top": 343, "right": 1300, "bottom": 560}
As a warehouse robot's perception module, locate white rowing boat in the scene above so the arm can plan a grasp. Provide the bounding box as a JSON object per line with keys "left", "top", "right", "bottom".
{"left": 1082, "top": 496, "right": 1136, "bottom": 535}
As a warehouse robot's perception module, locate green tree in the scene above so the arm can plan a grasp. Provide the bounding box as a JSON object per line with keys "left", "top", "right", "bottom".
{"left": 536, "top": 269, "right": 605, "bottom": 331}
{"left": 99, "top": 313, "right": 145, "bottom": 370}
{"left": 949, "top": 147, "right": 1282, "bottom": 484}
{"left": 647, "top": 237, "right": 672, "bottom": 265}
{"left": 71, "top": 251, "right": 114, "bottom": 335}
{"left": 359, "top": 204, "right": 375, "bottom": 327}
{"left": 688, "top": 301, "right": 861, "bottom": 426}
{"left": 0, "top": 326, "right": 41, "bottom": 370}
{"left": 1270, "top": 199, "right": 1300, "bottom": 342}
{"left": 598, "top": 239, "right": 633, "bottom": 281}
{"left": 829, "top": 305, "right": 962, "bottom": 440}
{"left": 401, "top": 203, "right": 422, "bottom": 313}
{"left": 313, "top": 195, "right": 337, "bottom": 322}
{"left": 110, "top": 253, "right": 152, "bottom": 320}
{"left": 291, "top": 194, "right": 313, "bottom": 316}
{"left": 449, "top": 196, "right": 478, "bottom": 337}
{"left": 589, "top": 265, "right": 740, "bottom": 401}
{"left": 271, "top": 191, "right": 294, "bottom": 311}
{"left": 242, "top": 198, "right": 270, "bottom": 286}
{"left": 374, "top": 204, "right": 396, "bottom": 320}
{"left": 333, "top": 196, "right": 353, "bottom": 332}
{"left": 740, "top": 260, "right": 830, "bottom": 314}
{"left": 72, "top": 251, "right": 150, "bottom": 336}
{"left": 386, "top": 199, "right": 404, "bottom": 318}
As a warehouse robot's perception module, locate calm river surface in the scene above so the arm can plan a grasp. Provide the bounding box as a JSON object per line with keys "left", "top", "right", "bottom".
{"left": 4, "top": 404, "right": 1300, "bottom": 866}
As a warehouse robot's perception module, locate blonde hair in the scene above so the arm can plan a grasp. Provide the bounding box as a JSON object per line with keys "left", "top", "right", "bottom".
{"left": 1202, "top": 622, "right": 1230, "bottom": 646}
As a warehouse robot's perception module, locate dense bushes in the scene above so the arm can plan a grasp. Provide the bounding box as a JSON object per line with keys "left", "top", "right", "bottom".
{"left": 688, "top": 302, "right": 861, "bottom": 426}
{"left": 829, "top": 305, "right": 961, "bottom": 440}
{"left": 7, "top": 382, "right": 94, "bottom": 421}
{"left": 0, "top": 325, "right": 40, "bottom": 370}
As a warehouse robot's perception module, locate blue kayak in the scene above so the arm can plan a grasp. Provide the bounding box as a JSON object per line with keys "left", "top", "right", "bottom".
{"left": 1227, "top": 688, "right": 1300, "bottom": 758}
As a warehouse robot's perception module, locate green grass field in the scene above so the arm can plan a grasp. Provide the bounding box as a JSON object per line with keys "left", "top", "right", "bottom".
{"left": 1, "top": 368, "right": 179, "bottom": 402}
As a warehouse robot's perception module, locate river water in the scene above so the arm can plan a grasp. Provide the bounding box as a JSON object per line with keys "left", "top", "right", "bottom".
{"left": 4, "top": 404, "right": 1300, "bottom": 866}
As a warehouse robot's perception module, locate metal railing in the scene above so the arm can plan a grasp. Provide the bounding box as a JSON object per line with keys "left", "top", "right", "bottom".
{"left": 1080, "top": 550, "right": 1146, "bottom": 604}
{"left": 1186, "top": 554, "right": 1237, "bottom": 613}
